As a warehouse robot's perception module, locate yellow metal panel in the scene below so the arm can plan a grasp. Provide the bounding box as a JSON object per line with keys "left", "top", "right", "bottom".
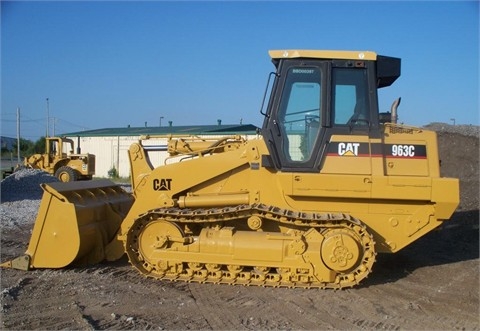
{"left": 26, "top": 192, "right": 81, "bottom": 268}
{"left": 355, "top": 204, "right": 440, "bottom": 253}
{"left": 322, "top": 135, "right": 372, "bottom": 175}
{"left": 269, "top": 50, "right": 377, "bottom": 61}
{"left": 371, "top": 176, "right": 432, "bottom": 201}
{"left": 292, "top": 173, "right": 371, "bottom": 199}
{"left": 431, "top": 177, "right": 460, "bottom": 219}
{"left": 384, "top": 157, "right": 429, "bottom": 177}
{"left": 321, "top": 156, "right": 372, "bottom": 175}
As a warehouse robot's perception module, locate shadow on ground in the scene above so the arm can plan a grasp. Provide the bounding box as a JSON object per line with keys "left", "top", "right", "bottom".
{"left": 363, "top": 209, "right": 479, "bottom": 287}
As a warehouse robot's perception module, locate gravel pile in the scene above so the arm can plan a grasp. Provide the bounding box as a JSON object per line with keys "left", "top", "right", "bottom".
{"left": 0, "top": 199, "right": 41, "bottom": 230}
{"left": 424, "top": 122, "right": 479, "bottom": 138}
{"left": 1, "top": 168, "right": 59, "bottom": 203}
{"left": 0, "top": 169, "right": 59, "bottom": 229}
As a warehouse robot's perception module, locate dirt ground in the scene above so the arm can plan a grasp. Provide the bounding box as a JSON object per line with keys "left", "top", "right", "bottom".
{"left": 1, "top": 130, "right": 478, "bottom": 330}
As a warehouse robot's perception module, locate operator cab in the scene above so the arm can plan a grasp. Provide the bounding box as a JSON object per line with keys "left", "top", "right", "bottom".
{"left": 262, "top": 50, "right": 400, "bottom": 172}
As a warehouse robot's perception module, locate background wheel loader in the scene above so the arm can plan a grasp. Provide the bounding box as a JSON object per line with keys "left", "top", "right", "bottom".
{"left": 1, "top": 50, "right": 459, "bottom": 289}
{"left": 21, "top": 136, "right": 95, "bottom": 182}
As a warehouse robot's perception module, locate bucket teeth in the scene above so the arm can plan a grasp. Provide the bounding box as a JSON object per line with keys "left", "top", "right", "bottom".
{"left": 0, "top": 255, "right": 31, "bottom": 271}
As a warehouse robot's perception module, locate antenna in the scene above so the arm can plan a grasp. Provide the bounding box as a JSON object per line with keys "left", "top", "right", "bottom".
{"left": 46, "top": 98, "right": 50, "bottom": 137}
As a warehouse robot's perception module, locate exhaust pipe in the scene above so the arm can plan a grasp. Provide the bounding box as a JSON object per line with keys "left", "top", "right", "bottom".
{"left": 76, "top": 136, "right": 81, "bottom": 154}
{"left": 390, "top": 97, "right": 401, "bottom": 124}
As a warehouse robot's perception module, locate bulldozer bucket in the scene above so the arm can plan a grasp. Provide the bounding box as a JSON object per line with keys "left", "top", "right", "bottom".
{"left": 1, "top": 179, "right": 134, "bottom": 270}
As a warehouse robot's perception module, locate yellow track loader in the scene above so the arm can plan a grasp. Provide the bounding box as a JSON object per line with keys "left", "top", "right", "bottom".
{"left": 1, "top": 50, "right": 459, "bottom": 289}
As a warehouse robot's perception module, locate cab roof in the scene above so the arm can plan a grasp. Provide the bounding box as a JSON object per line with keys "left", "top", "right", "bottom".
{"left": 269, "top": 50, "right": 377, "bottom": 61}
{"left": 268, "top": 49, "right": 401, "bottom": 88}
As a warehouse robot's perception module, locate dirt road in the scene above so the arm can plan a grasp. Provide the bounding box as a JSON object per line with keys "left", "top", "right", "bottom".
{"left": 1, "top": 130, "right": 478, "bottom": 330}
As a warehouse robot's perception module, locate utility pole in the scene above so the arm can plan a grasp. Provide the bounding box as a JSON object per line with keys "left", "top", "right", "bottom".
{"left": 16, "top": 107, "right": 20, "bottom": 163}
{"left": 46, "top": 97, "right": 50, "bottom": 137}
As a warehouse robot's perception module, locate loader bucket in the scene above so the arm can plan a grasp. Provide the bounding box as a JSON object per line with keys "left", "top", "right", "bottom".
{"left": 1, "top": 179, "right": 134, "bottom": 270}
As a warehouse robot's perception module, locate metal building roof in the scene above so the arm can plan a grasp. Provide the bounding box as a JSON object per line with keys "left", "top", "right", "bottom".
{"left": 61, "top": 124, "right": 260, "bottom": 137}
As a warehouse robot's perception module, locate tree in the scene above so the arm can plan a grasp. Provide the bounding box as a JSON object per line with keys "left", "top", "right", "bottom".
{"left": 12, "top": 138, "right": 34, "bottom": 157}
{"left": 32, "top": 137, "right": 46, "bottom": 154}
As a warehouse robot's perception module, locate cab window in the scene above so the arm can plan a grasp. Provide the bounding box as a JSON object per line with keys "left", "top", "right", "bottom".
{"left": 279, "top": 67, "right": 321, "bottom": 161}
{"left": 332, "top": 68, "right": 370, "bottom": 126}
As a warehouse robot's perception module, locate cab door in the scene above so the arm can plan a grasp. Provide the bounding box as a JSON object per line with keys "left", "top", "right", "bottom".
{"left": 263, "top": 60, "right": 328, "bottom": 172}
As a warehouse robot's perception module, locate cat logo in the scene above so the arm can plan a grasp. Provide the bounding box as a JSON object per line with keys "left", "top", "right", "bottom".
{"left": 338, "top": 142, "right": 360, "bottom": 156}
{"left": 153, "top": 178, "right": 172, "bottom": 191}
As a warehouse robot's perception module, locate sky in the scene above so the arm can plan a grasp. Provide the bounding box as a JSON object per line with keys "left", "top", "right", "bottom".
{"left": 1, "top": 1, "right": 479, "bottom": 142}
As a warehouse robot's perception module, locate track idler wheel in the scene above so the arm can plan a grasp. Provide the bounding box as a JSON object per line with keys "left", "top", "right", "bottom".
{"left": 321, "top": 229, "right": 360, "bottom": 272}
{"left": 320, "top": 223, "right": 376, "bottom": 288}
{"left": 127, "top": 218, "right": 186, "bottom": 278}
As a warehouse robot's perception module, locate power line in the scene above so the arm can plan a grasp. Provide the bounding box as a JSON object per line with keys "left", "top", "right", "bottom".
{"left": 1, "top": 115, "right": 91, "bottom": 130}
{"left": 56, "top": 117, "right": 91, "bottom": 130}
{"left": 2, "top": 109, "right": 91, "bottom": 140}
{"left": 1, "top": 118, "right": 45, "bottom": 123}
